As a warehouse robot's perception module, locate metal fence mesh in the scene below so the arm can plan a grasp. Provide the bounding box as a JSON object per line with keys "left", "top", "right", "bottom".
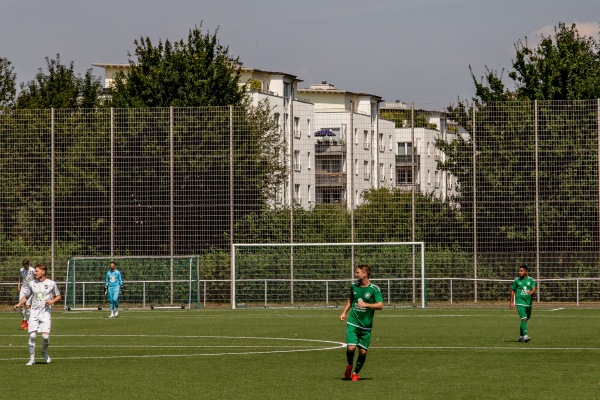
{"left": 0, "top": 101, "right": 599, "bottom": 305}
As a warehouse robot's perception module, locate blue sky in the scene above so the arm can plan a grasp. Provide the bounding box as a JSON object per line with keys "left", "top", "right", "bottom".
{"left": 1, "top": 0, "right": 598, "bottom": 107}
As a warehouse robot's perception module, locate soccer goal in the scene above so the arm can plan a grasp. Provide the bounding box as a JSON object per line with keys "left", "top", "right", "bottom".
{"left": 231, "top": 242, "right": 426, "bottom": 309}
{"left": 64, "top": 256, "right": 200, "bottom": 310}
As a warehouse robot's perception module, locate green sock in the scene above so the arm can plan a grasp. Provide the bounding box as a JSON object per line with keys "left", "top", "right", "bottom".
{"left": 355, "top": 353, "right": 366, "bottom": 373}
{"left": 520, "top": 320, "right": 528, "bottom": 336}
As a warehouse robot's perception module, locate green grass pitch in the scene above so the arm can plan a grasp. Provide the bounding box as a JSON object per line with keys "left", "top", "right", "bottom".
{"left": 1, "top": 306, "right": 599, "bottom": 399}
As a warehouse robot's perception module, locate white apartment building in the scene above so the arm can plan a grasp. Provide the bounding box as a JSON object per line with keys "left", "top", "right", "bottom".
{"left": 92, "top": 63, "right": 452, "bottom": 208}
{"left": 239, "top": 67, "right": 314, "bottom": 208}
{"left": 91, "top": 63, "right": 129, "bottom": 88}
{"left": 381, "top": 101, "right": 458, "bottom": 201}
{"left": 297, "top": 82, "right": 396, "bottom": 208}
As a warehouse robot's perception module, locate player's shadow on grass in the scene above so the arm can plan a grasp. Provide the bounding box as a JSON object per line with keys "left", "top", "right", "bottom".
{"left": 339, "top": 377, "right": 373, "bottom": 381}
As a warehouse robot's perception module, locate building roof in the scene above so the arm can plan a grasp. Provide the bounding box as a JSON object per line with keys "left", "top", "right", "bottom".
{"left": 91, "top": 63, "right": 130, "bottom": 68}
{"left": 298, "top": 82, "right": 382, "bottom": 101}
{"left": 239, "top": 66, "right": 303, "bottom": 82}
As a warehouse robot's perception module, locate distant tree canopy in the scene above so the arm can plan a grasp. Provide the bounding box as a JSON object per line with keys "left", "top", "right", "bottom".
{"left": 381, "top": 109, "right": 431, "bottom": 129}
{"left": 15, "top": 54, "right": 103, "bottom": 109}
{"left": 0, "top": 57, "right": 16, "bottom": 110}
{"left": 439, "top": 22, "right": 600, "bottom": 254}
{"left": 110, "top": 24, "right": 245, "bottom": 107}
{"left": 462, "top": 22, "right": 600, "bottom": 105}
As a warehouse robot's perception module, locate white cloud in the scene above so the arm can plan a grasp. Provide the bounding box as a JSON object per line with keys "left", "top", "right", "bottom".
{"left": 527, "top": 21, "right": 599, "bottom": 46}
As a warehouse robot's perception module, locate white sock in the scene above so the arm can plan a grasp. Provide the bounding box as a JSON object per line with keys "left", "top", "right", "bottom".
{"left": 28, "top": 333, "right": 36, "bottom": 359}
{"left": 42, "top": 334, "right": 50, "bottom": 352}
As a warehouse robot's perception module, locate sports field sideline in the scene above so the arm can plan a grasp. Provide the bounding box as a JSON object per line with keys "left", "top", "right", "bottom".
{"left": 0, "top": 306, "right": 598, "bottom": 399}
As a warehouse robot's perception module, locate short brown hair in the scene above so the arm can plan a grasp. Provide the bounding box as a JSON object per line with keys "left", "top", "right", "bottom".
{"left": 357, "top": 264, "right": 372, "bottom": 277}
{"left": 35, "top": 264, "right": 47, "bottom": 274}
{"left": 22, "top": 259, "right": 29, "bottom": 266}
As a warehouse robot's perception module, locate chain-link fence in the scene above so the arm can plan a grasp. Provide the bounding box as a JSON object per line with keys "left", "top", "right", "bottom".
{"left": 0, "top": 101, "right": 599, "bottom": 306}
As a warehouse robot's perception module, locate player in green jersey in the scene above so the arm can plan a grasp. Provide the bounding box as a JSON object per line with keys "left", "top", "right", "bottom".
{"left": 340, "top": 264, "right": 383, "bottom": 381}
{"left": 510, "top": 265, "right": 536, "bottom": 342}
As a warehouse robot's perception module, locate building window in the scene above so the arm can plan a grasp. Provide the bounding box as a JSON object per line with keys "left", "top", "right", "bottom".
{"left": 398, "top": 142, "right": 412, "bottom": 156}
{"left": 293, "top": 117, "right": 300, "bottom": 138}
{"left": 396, "top": 166, "right": 412, "bottom": 185}
{"left": 283, "top": 82, "right": 291, "bottom": 107}
{"left": 294, "top": 150, "right": 301, "bottom": 171}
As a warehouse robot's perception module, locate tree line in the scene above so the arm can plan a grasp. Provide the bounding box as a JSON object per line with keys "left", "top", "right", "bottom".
{"left": 1, "top": 22, "right": 600, "bottom": 281}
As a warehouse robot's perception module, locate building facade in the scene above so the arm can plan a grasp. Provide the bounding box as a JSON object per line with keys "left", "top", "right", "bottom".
{"left": 93, "top": 64, "right": 455, "bottom": 209}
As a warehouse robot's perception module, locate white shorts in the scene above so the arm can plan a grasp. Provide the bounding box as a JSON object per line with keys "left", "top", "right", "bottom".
{"left": 19, "top": 290, "right": 33, "bottom": 306}
{"left": 28, "top": 311, "right": 52, "bottom": 333}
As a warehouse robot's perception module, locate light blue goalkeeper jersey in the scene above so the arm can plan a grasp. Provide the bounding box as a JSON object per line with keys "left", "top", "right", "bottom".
{"left": 105, "top": 270, "right": 123, "bottom": 288}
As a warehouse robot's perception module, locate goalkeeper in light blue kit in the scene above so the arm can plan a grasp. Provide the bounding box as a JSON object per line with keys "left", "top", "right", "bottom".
{"left": 105, "top": 261, "right": 123, "bottom": 318}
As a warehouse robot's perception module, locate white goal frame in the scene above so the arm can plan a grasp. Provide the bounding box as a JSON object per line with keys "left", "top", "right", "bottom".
{"left": 231, "top": 242, "right": 426, "bottom": 309}
{"left": 65, "top": 255, "right": 200, "bottom": 310}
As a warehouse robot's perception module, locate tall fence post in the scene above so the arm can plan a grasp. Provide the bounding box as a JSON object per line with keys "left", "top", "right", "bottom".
{"left": 289, "top": 100, "right": 295, "bottom": 305}
{"left": 230, "top": 106, "right": 235, "bottom": 308}
{"left": 597, "top": 99, "right": 600, "bottom": 272}
{"left": 349, "top": 101, "right": 355, "bottom": 276}
{"left": 51, "top": 108, "right": 55, "bottom": 280}
{"left": 110, "top": 107, "right": 115, "bottom": 258}
{"left": 534, "top": 100, "right": 540, "bottom": 302}
{"left": 472, "top": 103, "right": 477, "bottom": 303}
{"left": 411, "top": 103, "right": 416, "bottom": 306}
{"left": 170, "top": 106, "right": 174, "bottom": 304}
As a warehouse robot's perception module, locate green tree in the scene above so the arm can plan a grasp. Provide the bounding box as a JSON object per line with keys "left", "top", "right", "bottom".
{"left": 106, "top": 25, "right": 285, "bottom": 253}
{"left": 381, "top": 109, "right": 431, "bottom": 129}
{"left": 15, "top": 54, "right": 103, "bottom": 109}
{"left": 0, "top": 57, "right": 16, "bottom": 110}
{"left": 439, "top": 22, "right": 600, "bottom": 255}
{"left": 510, "top": 23, "right": 600, "bottom": 100}
{"left": 110, "top": 24, "right": 244, "bottom": 107}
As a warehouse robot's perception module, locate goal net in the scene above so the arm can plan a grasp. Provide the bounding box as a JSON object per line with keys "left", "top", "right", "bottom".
{"left": 232, "top": 242, "right": 426, "bottom": 309}
{"left": 65, "top": 256, "right": 200, "bottom": 310}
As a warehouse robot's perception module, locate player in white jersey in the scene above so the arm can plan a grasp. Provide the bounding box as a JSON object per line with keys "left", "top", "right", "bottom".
{"left": 17, "top": 259, "right": 36, "bottom": 330}
{"left": 13, "top": 264, "right": 62, "bottom": 366}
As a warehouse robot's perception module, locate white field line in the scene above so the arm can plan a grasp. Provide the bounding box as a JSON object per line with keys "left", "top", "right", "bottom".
{"left": 0, "top": 335, "right": 345, "bottom": 361}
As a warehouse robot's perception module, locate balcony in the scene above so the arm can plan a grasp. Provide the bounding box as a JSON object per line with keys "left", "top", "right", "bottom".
{"left": 396, "top": 154, "right": 420, "bottom": 165}
{"left": 315, "top": 142, "right": 346, "bottom": 154}
{"left": 315, "top": 173, "right": 346, "bottom": 187}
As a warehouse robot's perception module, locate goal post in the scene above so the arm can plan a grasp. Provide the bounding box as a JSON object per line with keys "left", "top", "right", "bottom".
{"left": 65, "top": 255, "right": 200, "bottom": 310}
{"left": 231, "top": 242, "right": 426, "bottom": 309}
